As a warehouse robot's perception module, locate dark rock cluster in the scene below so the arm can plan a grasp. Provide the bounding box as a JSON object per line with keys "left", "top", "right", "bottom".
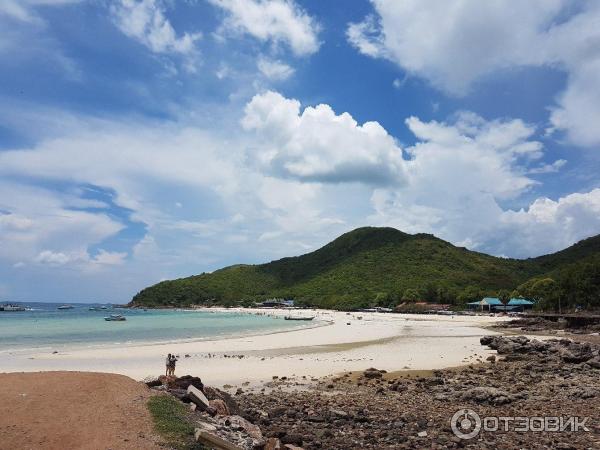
{"left": 150, "top": 335, "right": 600, "bottom": 449}
{"left": 236, "top": 336, "right": 600, "bottom": 449}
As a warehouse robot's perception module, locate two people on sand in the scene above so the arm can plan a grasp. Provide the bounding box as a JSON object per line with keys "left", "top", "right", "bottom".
{"left": 165, "top": 353, "right": 178, "bottom": 376}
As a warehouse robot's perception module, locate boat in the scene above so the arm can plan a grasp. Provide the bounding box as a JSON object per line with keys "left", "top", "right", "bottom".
{"left": 89, "top": 306, "right": 109, "bottom": 311}
{"left": 284, "top": 316, "right": 315, "bottom": 321}
{"left": 57, "top": 305, "right": 74, "bottom": 310}
{"left": 0, "top": 303, "right": 26, "bottom": 312}
{"left": 104, "top": 314, "right": 126, "bottom": 321}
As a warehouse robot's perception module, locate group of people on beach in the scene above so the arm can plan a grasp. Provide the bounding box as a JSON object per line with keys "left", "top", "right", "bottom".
{"left": 165, "top": 353, "right": 178, "bottom": 376}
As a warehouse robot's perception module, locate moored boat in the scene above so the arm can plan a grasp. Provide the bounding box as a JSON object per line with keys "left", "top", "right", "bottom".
{"left": 0, "top": 303, "right": 26, "bottom": 312}
{"left": 104, "top": 314, "right": 126, "bottom": 321}
{"left": 57, "top": 305, "right": 74, "bottom": 310}
{"left": 284, "top": 316, "right": 315, "bottom": 321}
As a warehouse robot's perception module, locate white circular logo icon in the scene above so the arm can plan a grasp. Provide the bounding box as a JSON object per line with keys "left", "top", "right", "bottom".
{"left": 451, "top": 409, "right": 481, "bottom": 440}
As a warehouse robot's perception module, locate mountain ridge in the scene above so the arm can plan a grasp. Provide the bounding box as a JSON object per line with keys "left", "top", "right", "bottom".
{"left": 130, "top": 227, "right": 600, "bottom": 310}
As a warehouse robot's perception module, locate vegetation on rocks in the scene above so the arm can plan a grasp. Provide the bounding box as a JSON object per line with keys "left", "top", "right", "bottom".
{"left": 131, "top": 227, "right": 600, "bottom": 311}
{"left": 147, "top": 395, "right": 205, "bottom": 450}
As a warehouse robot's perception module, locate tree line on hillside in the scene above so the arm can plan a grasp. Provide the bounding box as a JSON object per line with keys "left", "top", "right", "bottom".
{"left": 511, "top": 255, "right": 600, "bottom": 311}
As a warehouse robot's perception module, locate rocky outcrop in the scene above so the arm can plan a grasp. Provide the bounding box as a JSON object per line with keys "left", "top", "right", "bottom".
{"left": 149, "top": 335, "right": 600, "bottom": 449}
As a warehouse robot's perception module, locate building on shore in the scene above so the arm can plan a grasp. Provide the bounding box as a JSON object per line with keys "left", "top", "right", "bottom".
{"left": 255, "top": 299, "right": 295, "bottom": 308}
{"left": 468, "top": 297, "right": 535, "bottom": 312}
{"left": 506, "top": 298, "right": 535, "bottom": 311}
{"left": 467, "top": 297, "right": 503, "bottom": 311}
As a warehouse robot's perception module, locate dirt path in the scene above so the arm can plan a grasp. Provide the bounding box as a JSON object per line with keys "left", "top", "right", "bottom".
{"left": 0, "top": 371, "right": 162, "bottom": 450}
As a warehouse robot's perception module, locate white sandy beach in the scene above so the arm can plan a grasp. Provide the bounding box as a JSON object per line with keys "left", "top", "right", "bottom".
{"left": 2, "top": 309, "right": 513, "bottom": 386}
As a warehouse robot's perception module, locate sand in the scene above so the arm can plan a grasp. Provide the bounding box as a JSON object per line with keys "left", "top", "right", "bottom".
{"left": 2, "top": 309, "right": 512, "bottom": 386}
{"left": 0, "top": 371, "right": 161, "bottom": 450}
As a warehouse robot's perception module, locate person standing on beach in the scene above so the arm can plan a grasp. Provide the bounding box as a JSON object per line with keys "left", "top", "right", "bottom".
{"left": 169, "top": 353, "right": 178, "bottom": 376}
{"left": 165, "top": 353, "right": 172, "bottom": 376}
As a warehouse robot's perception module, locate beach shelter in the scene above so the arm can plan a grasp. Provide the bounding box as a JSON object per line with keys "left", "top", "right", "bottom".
{"left": 507, "top": 298, "right": 534, "bottom": 311}
{"left": 467, "top": 297, "right": 503, "bottom": 311}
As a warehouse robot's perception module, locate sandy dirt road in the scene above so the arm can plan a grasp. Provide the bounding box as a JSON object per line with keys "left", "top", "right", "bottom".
{"left": 0, "top": 371, "right": 161, "bottom": 450}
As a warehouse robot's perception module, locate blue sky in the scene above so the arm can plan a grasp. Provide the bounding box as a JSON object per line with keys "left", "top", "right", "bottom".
{"left": 1, "top": 0, "right": 599, "bottom": 302}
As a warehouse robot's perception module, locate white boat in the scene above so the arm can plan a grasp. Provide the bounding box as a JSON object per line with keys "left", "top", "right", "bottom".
{"left": 57, "top": 305, "right": 74, "bottom": 310}
{"left": 104, "top": 314, "right": 126, "bottom": 321}
{"left": 0, "top": 303, "right": 26, "bottom": 312}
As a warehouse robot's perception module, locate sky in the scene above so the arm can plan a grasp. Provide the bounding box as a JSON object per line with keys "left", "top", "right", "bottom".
{"left": 1, "top": 0, "right": 600, "bottom": 302}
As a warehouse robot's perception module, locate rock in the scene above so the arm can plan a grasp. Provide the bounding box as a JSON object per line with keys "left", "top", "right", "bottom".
{"left": 222, "top": 415, "right": 263, "bottom": 441}
{"left": 284, "top": 445, "right": 304, "bottom": 450}
{"left": 588, "top": 357, "right": 600, "bottom": 368}
{"left": 462, "top": 387, "right": 513, "bottom": 405}
{"left": 168, "top": 375, "right": 204, "bottom": 391}
{"left": 417, "top": 431, "right": 428, "bottom": 437}
{"left": 569, "top": 387, "right": 596, "bottom": 399}
{"left": 329, "top": 408, "right": 348, "bottom": 418}
{"left": 281, "top": 434, "right": 303, "bottom": 446}
{"left": 363, "top": 368, "right": 383, "bottom": 379}
{"left": 187, "top": 385, "right": 210, "bottom": 410}
{"left": 169, "top": 388, "right": 189, "bottom": 402}
{"left": 145, "top": 378, "right": 162, "bottom": 388}
{"left": 486, "top": 355, "right": 496, "bottom": 362}
{"left": 265, "top": 438, "right": 283, "bottom": 450}
{"left": 209, "top": 398, "right": 230, "bottom": 415}
{"left": 204, "top": 386, "right": 241, "bottom": 415}
{"left": 196, "top": 421, "right": 217, "bottom": 432}
{"left": 195, "top": 429, "right": 244, "bottom": 450}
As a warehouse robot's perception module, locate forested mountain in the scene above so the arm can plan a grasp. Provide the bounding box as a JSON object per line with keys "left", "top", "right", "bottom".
{"left": 130, "top": 227, "right": 600, "bottom": 310}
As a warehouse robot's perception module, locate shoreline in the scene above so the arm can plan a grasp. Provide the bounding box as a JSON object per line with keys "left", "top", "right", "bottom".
{"left": 0, "top": 308, "right": 332, "bottom": 355}
{"left": 2, "top": 308, "right": 515, "bottom": 386}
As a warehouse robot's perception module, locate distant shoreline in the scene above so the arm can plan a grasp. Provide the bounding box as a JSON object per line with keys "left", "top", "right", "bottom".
{"left": 2, "top": 309, "right": 513, "bottom": 386}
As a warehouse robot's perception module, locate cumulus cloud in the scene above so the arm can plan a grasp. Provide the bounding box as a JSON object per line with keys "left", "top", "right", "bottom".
{"left": 348, "top": 0, "right": 600, "bottom": 147}
{"left": 210, "top": 0, "right": 320, "bottom": 56}
{"left": 365, "top": 111, "right": 600, "bottom": 257}
{"left": 242, "top": 91, "right": 407, "bottom": 185}
{"left": 0, "top": 181, "right": 125, "bottom": 268}
{"left": 0, "top": 95, "right": 596, "bottom": 300}
{"left": 111, "top": 0, "right": 201, "bottom": 70}
{"left": 490, "top": 189, "right": 600, "bottom": 257}
{"left": 257, "top": 57, "right": 295, "bottom": 80}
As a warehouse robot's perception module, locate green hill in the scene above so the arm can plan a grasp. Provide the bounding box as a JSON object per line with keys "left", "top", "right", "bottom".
{"left": 130, "top": 227, "right": 600, "bottom": 310}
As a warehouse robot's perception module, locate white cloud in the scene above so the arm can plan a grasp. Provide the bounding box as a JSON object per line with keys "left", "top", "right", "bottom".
{"left": 111, "top": 0, "right": 201, "bottom": 70}
{"left": 0, "top": 181, "right": 125, "bottom": 268}
{"left": 257, "top": 57, "right": 295, "bottom": 80}
{"left": 91, "top": 249, "right": 128, "bottom": 266}
{"left": 210, "top": 0, "right": 320, "bottom": 56}
{"left": 0, "top": 0, "right": 79, "bottom": 23}
{"left": 242, "top": 90, "right": 407, "bottom": 185}
{"left": 0, "top": 0, "right": 82, "bottom": 79}
{"left": 496, "top": 189, "right": 600, "bottom": 257}
{"left": 0, "top": 95, "right": 596, "bottom": 301}
{"left": 346, "top": 14, "right": 384, "bottom": 58}
{"left": 366, "top": 111, "right": 600, "bottom": 258}
{"left": 527, "top": 159, "right": 567, "bottom": 175}
{"left": 348, "top": 0, "right": 600, "bottom": 147}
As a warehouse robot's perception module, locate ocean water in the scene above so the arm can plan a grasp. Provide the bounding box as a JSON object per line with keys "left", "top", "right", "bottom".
{"left": 0, "top": 302, "right": 313, "bottom": 352}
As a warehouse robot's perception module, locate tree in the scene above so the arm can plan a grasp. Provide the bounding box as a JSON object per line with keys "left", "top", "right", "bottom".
{"left": 497, "top": 289, "right": 511, "bottom": 304}
{"left": 529, "top": 278, "right": 561, "bottom": 311}
{"left": 402, "top": 288, "right": 420, "bottom": 302}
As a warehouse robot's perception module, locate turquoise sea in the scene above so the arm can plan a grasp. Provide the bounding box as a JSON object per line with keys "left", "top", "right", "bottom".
{"left": 0, "top": 302, "right": 312, "bottom": 352}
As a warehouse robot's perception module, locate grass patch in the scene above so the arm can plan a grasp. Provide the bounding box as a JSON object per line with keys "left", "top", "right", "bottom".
{"left": 147, "top": 394, "right": 205, "bottom": 450}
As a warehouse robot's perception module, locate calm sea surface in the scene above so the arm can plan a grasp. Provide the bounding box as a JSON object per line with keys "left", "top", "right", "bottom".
{"left": 0, "top": 302, "right": 312, "bottom": 352}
